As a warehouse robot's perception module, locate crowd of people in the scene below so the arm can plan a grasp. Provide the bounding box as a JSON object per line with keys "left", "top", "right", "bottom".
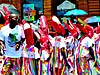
{"left": 0, "top": 6, "right": 100, "bottom": 75}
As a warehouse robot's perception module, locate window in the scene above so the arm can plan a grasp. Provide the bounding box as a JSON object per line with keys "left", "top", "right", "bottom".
{"left": 23, "top": 0, "right": 43, "bottom": 22}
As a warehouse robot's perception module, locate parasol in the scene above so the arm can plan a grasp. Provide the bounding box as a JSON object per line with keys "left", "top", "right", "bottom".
{"left": 64, "top": 9, "right": 87, "bottom": 16}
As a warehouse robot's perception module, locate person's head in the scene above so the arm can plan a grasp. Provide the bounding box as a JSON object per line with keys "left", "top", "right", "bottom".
{"left": 9, "top": 14, "right": 19, "bottom": 26}
{"left": 39, "top": 15, "right": 48, "bottom": 35}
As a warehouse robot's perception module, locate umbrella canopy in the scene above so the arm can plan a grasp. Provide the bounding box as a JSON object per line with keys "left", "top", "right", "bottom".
{"left": 57, "top": 0, "right": 75, "bottom": 10}
{"left": 64, "top": 9, "right": 87, "bottom": 16}
{"left": 0, "top": 3, "right": 20, "bottom": 17}
{"left": 84, "top": 16, "right": 100, "bottom": 23}
{"left": 57, "top": 10, "right": 66, "bottom": 16}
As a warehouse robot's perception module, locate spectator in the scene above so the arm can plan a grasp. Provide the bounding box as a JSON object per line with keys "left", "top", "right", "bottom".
{"left": 0, "top": 14, "right": 25, "bottom": 75}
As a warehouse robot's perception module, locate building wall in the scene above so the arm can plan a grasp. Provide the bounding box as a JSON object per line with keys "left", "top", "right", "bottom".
{"left": 0, "top": 0, "right": 52, "bottom": 21}
{"left": 44, "top": 0, "right": 52, "bottom": 21}
{"left": 76, "top": 0, "right": 100, "bottom": 19}
{"left": 0, "top": 0, "right": 100, "bottom": 21}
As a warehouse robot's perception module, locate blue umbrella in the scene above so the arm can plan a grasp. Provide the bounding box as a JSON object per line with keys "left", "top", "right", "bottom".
{"left": 84, "top": 16, "right": 100, "bottom": 23}
{"left": 64, "top": 9, "right": 87, "bottom": 16}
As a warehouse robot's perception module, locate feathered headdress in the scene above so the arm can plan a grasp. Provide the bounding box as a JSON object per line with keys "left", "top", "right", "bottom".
{"left": 76, "top": 18, "right": 94, "bottom": 38}
{"left": 49, "top": 15, "right": 65, "bottom": 36}
{"left": 40, "top": 15, "right": 48, "bottom": 28}
{"left": 64, "top": 19, "right": 78, "bottom": 38}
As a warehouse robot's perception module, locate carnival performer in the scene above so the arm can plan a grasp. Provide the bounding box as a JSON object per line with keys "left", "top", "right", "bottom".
{"left": 33, "top": 15, "right": 53, "bottom": 75}
{"left": 90, "top": 25, "right": 100, "bottom": 74}
{"left": 22, "top": 19, "right": 40, "bottom": 75}
{"left": 75, "top": 18, "right": 95, "bottom": 75}
{"left": 63, "top": 18, "right": 79, "bottom": 74}
{"left": 49, "top": 15, "right": 74, "bottom": 75}
{"left": 0, "top": 14, "right": 25, "bottom": 75}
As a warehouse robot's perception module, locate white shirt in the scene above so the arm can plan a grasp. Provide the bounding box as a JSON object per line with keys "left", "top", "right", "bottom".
{"left": 81, "top": 36, "right": 93, "bottom": 47}
{"left": 0, "top": 24, "right": 25, "bottom": 58}
{"left": 80, "top": 36, "right": 93, "bottom": 57}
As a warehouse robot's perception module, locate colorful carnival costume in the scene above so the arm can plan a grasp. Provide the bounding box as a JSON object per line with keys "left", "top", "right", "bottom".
{"left": 75, "top": 18, "right": 94, "bottom": 75}
{"left": 34, "top": 15, "right": 52, "bottom": 75}
{"left": 22, "top": 20, "right": 40, "bottom": 75}
{"left": 49, "top": 16, "right": 69, "bottom": 75}
{"left": 91, "top": 26, "right": 100, "bottom": 74}
{"left": 64, "top": 19, "right": 79, "bottom": 74}
{"left": 38, "top": 28, "right": 51, "bottom": 75}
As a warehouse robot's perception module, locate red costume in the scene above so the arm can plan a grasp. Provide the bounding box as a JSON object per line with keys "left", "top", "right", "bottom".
{"left": 22, "top": 20, "right": 34, "bottom": 48}
{"left": 64, "top": 20, "right": 78, "bottom": 38}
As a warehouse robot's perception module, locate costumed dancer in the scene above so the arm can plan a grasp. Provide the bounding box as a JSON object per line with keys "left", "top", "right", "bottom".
{"left": 34, "top": 15, "right": 52, "bottom": 75}
{"left": 75, "top": 18, "right": 95, "bottom": 75}
{"left": 64, "top": 19, "right": 79, "bottom": 74}
{"left": 22, "top": 20, "right": 40, "bottom": 75}
{"left": 49, "top": 15, "right": 70, "bottom": 75}
{"left": 91, "top": 25, "right": 100, "bottom": 74}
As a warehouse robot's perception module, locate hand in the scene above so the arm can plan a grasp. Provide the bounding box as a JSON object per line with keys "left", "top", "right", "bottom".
{"left": 63, "top": 17, "right": 67, "bottom": 24}
{"left": 15, "top": 44, "right": 20, "bottom": 51}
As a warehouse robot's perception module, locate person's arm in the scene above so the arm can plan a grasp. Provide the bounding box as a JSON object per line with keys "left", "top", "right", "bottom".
{"left": 15, "top": 38, "right": 25, "bottom": 51}
{"left": 0, "top": 29, "right": 5, "bottom": 50}
{"left": 88, "top": 46, "right": 95, "bottom": 60}
{"left": 16, "top": 38, "right": 25, "bottom": 45}
{"left": 0, "top": 40, "right": 5, "bottom": 50}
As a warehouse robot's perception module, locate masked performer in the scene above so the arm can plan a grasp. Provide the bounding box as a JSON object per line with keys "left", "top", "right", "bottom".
{"left": 75, "top": 18, "right": 95, "bottom": 75}
{"left": 91, "top": 25, "right": 100, "bottom": 74}
{"left": 33, "top": 15, "right": 53, "bottom": 75}
{"left": 49, "top": 15, "right": 73, "bottom": 75}
{"left": 22, "top": 19, "right": 40, "bottom": 75}
{"left": 63, "top": 18, "right": 79, "bottom": 74}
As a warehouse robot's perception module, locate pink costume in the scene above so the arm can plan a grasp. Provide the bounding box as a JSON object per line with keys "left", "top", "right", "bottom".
{"left": 37, "top": 15, "right": 51, "bottom": 75}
